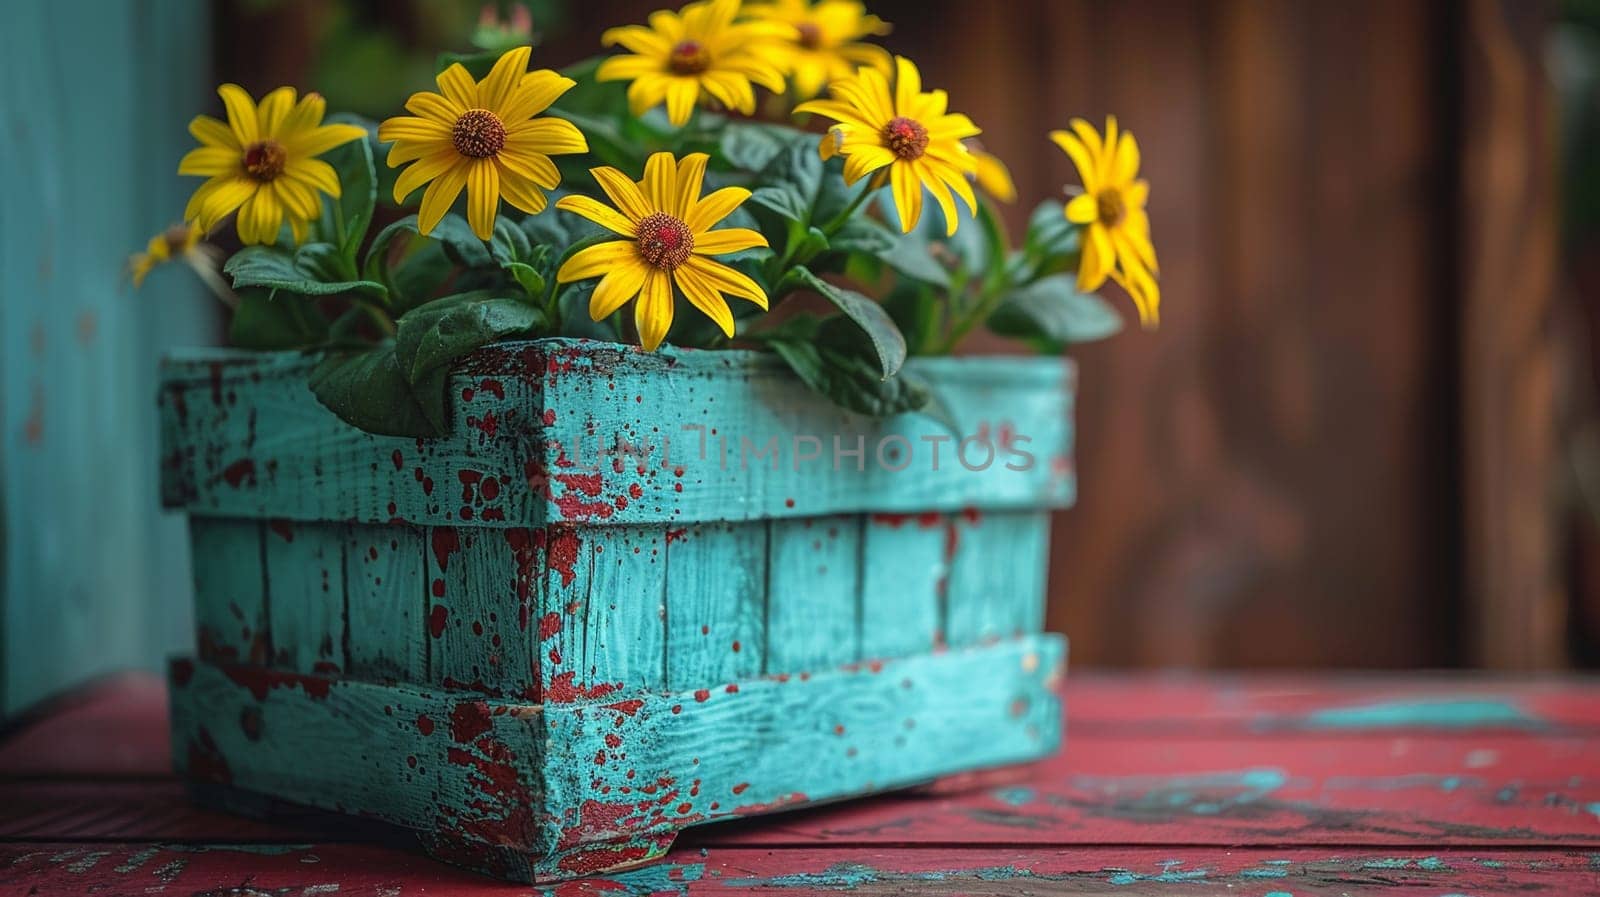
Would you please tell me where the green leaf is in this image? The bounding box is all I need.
[1024,199,1082,267]
[830,217,897,255]
[768,337,931,418]
[988,273,1124,348]
[720,122,792,172]
[877,231,952,288]
[310,343,448,438]
[393,291,545,386]
[366,213,492,273]
[226,244,388,298]
[748,184,809,222]
[490,216,534,266]
[504,261,546,299]
[318,115,377,263]
[227,288,329,350]
[784,267,906,378]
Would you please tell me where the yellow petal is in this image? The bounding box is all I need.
[971,149,1015,203]
[558,240,644,282]
[385,136,452,166]
[793,99,877,133]
[378,116,451,145]
[589,261,651,320]
[1112,130,1141,184]
[498,147,561,190]
[179,146,239,177]
[626,74,672,118]
[681,256,768,309]
[217,84,259,145]
[1126,179,1150,209]
[188,115,239,150]
[392,150,456,203]
[596,55,663,82]
[1077,223,1114,292]
[674,153,709,218]
[921,165,960,237]
[289,157,341,198]
[480,46,532,114]
[286,123,367,159]
[197,178,256,232]
[893,56,920,117]
[506,116,588,155]
[1067,118,1104,166]
[1065,193,1097,224]
[497,167,550,215]
[404,91,460,124]
[592,166,654,221]
[889,162,923,233]
[1100,115,1119,183]
[600,24,673,57]
[272,178,321,220]
[686,186,751,233]
[699,71,756,115]
[664,78,699,127]
[842,145,894,185]
[925,113,980,141]
[634,269,675,351]
[1049,129,1100,194]
[642,152,678,214]
[466,159,500,240]
[692,227,767,255]
[672,265,736,337]
[280,92,329,136]
[436,63,478,110]
[257,86,296,137]
[854,67,896,123]
[556,195,638,236]
[502,70,578,122]
[417,161,470,235]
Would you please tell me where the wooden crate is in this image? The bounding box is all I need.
[158,339,1073,881]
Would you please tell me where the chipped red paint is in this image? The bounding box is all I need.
[664,527,688,544]
[542,408,557,426]
[416,714,435,735]
[391,449,404,471]
[170,658,195,687]
[547,529,581,587]
[448,701,494,743]
[479,378,506,399]
[871,511,944,528]
[603,698,645,717]
[447,735,539,846]
[538,612,563,640]
[732,791,809,816]
[221,665,333,701]
[430,527,460,572]
[731,782,750,795]
[220,458,256,488]
[545,671,623,704]
[693,689,711,703]
[266,519,294,542]
[429,605,450,638]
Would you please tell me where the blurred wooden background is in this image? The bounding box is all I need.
[208,0,1570,670]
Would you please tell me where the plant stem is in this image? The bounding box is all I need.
[357,299,396,337]
[818,181,876,236]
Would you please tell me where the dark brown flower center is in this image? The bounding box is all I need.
[883,115,934,159]
[242,140,287,181]
[635,212,695,270]
[883,116,929,160]
[669,40,711,74]
[796,23,823,49]
[452,108,507,158]
[1096,188,1126,227]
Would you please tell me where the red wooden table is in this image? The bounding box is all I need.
[2,672,1598,895]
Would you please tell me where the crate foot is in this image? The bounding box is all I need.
[418,830,678,883]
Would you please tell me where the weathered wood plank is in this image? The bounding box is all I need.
[188,519,269,665]
[858,514,946,657]
[663,522,766,688]
[342,523,428,682]
[763,516,860,673]
[262,520,343,674]
[159,341,1075,527]
[427,526,538,697]
[167,658,543,853]
[946,509,1050,646]
[539,525,669,704]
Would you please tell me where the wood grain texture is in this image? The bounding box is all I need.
[662,522,766,688]
[165,635,1064,881]
[262,519,343,674]
[189,519,268,666]
[159,340,1074,528]
[764,516,861,673]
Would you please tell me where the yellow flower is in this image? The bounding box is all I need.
[795,56,980,235]
[180,86,367,245]
[968,144,1015,203]
[597,0,792,127]
[378,47,587,240]
[555,151,770,351]
[742,0,891,100]
[130,224,203,287]
[1051,116,1159,326]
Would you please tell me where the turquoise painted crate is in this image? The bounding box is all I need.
[159,338,1073,882]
